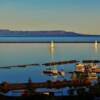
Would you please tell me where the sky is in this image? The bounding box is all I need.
[0,0,100,34]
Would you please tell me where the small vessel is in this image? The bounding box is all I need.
[75,63,98,73]
[43,70,58,75]
[87,72,97,80]
[59,70,65,77]
[43,69,65,76]
[75,63,99,80]
[75,63,84,72]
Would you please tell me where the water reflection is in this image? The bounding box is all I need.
[94,41,98,54]
[49,42,55,61]
[48,42,65,81]
[49,42,58,81]
[0,43,100,82]
[0,43,100,96]
[92,41,98,60]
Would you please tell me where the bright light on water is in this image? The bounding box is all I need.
[0,43,100,96]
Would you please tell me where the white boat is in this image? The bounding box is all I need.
[75,63,98,73]
[75,63,98,80]
[75,63,85,72]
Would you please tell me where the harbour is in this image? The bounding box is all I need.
[0,0,100,99]
[0,43,100,97]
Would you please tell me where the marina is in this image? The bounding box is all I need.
[0,0,100,99]
[0,43,100,97]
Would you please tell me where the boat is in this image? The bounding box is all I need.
[43,70,65,76]
[75,63,85,72]
[43,60,79,66]
[75,63,99,80]
[58,70,65,77]
[87,72,97,80]
[75,63,99,72]
[43,70,58,75]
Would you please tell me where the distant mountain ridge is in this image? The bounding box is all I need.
[0,29,99,37]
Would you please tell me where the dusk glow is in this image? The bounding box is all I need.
[0,0,100,34]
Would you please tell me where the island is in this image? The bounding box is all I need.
[0,30,100,43]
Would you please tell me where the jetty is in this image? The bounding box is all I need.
[0,79,91,93]
[82,60,100,63]
[43,60,79,66]
[0,80,67,93]
[0,60,78,69]
[0,63,39,69]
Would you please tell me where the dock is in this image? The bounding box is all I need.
[0,63,39,69]
[82,60,100,63]
[42,60,79,66]
[0,60,79,69]
[0,79,91,93]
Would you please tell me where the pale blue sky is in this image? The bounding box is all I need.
[0,0,100,34]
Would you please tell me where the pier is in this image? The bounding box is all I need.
[0,63,39,69]
[0,79,91,93]
[82,60,100,63]
[0,60,79,69]
[42,60,79,66]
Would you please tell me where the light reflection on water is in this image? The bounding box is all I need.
[0,43,100,96]
[0,43,100,82]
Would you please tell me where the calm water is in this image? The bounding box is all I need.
[0,36,100,42]
[0,43,100,96]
